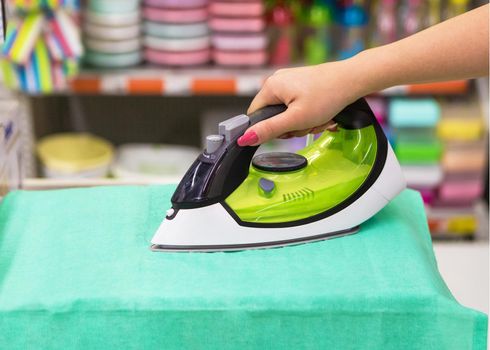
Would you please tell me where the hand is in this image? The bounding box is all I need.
[238,60,367,146]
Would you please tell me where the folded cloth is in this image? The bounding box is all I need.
[0,186,487,350]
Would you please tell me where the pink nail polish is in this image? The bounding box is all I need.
[237,131,259,146]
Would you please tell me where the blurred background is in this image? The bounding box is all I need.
[0,0,488,312]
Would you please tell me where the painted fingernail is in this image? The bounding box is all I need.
[237,131,259,146]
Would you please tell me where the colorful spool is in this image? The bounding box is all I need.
[143,0,208,8]
[84,22,140,40]
[212,34,267,51]
[85,10,141,27]
[144,48,210,66]
[85,50,142,68]
[143,21,209,38]
[143,7,208,23]
[85,37,141,54]
[144,35,210,52]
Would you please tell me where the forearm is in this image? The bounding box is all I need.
[347,4,489,95]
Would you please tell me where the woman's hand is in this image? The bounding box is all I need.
[238,59,367,146]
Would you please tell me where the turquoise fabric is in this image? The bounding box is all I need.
[0,186,487,350]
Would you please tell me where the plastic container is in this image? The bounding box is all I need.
[338,1,368,59]
[144,0,207,8]
[112,144,200,182]
[303,0,333,64]
[145,48,210,66]
[213,50,267,66]
[144,35,210,51]
[84,22,140,40]
[85,50,142,68]
[37,133,114,179]
[269,2,295,66]
[209,17,265,32]
[442,141,486,173]
[212,34,267,51]
[143,7,208,23]
[85,37,141,54]
[85,10,141,27]
[394,139,442,164]
[143,21,209,38]
[389,98,441,128]
[89,0,140,14]
[437,117,484,141]
[401,164,443,188]
[209,1,265,17]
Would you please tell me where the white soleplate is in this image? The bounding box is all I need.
[151,145,406,251]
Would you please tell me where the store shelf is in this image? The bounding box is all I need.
[68,67,470,96]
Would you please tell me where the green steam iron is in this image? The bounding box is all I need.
[151,98,406,252]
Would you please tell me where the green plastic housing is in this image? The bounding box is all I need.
[225,126,378,223]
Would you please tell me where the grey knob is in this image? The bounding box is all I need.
[206,134,224,153]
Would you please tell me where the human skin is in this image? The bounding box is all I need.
[238,4,489,146]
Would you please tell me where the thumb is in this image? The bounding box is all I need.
[238,109,299,146]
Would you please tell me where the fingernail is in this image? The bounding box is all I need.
[237,131,259,146]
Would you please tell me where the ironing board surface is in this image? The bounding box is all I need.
[0,186,486,349]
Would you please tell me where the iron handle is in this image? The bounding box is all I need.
[247,98,377,132]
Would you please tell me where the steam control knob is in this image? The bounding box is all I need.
[206,134,224,154]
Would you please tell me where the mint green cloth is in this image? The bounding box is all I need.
[0,186,486,350]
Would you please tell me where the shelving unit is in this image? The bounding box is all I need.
[68,67,470,96]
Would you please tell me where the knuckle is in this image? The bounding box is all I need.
[264,76,275,87]
[261,121,277,139]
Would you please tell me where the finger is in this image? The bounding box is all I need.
[289,129,313,137]
[247,78,282,114]
[326,122,338,132]
[310,121,336,134]
[238,108,302,146]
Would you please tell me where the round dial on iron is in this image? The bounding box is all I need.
[252,152,307,172]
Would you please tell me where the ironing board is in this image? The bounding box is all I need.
[0,186,486,349]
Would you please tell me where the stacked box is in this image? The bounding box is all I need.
[84,0,142,68]
[390,98,443,206]
[143,0,211,66]
[429,100,487,239]
[209,1,267,66]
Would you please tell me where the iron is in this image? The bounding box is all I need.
[151,98,406,252]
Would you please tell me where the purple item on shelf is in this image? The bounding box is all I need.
[413,187,436,205]
[366,97,386,124]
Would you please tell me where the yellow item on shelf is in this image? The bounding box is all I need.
[37,133,114,178]
[447,216,477,234]
[437,117,483,141]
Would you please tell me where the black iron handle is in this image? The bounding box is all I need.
[248,104,288,127]
[332,98,377,129]
[247,98,377,131]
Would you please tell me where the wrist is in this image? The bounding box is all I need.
[346,48,391,96]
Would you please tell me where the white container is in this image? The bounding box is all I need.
[112,144,199,183]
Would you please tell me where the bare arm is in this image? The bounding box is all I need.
[358,4,489,93]
[238,5,489,147]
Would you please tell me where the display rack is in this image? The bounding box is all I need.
[68,67,470,96]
